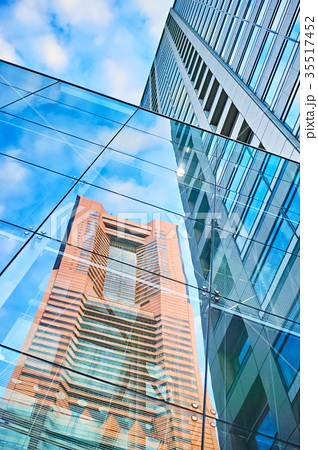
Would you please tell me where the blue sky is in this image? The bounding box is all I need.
[0,0,213,410]
[0,0,173,103]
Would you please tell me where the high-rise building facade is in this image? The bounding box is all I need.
[0,59,299,450]
[1,195,218,449]
[141,0,300,161]
[141,1,300,449]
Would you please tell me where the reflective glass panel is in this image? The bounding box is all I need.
[203,308,299,448]
[1,82,136,149]
[0,60,56,94]
[0,221,35,272]
[0,113,104,177]
[0,61,300,449]
[0,153,73,230]
[0,224,210,414]
[0,346,208,449]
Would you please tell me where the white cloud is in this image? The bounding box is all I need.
[53,0,112,28]
[134,0,173,39]
[14,0,48,28]
[114,129,155,157]
[95,172,183,219]
[0,230,21,256]
[0,1,172,102]
[0,33,21,64]
[103,59,130,100]
[3,1,69,73]
[6,147,23,158]
[0,160,28,187]
[101,58,142,103]
[35,34,68,72]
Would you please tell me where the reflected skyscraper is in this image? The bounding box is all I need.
[1,196,218,449]
[0,53,299,449]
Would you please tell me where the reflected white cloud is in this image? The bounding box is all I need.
[0,159,28,189]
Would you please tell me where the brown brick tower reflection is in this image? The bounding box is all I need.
[2,196,218,449]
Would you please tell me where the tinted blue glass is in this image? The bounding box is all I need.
[1,83,136,148]
[289,14,300,40]
[206,418,297,449]
[250,33,274,89]
[238,27,258,76]
[79,149,188,216]
[241,198,261,235]
[273,219,294,251]
[255,0,268,25]
[226,144,254,171]
[264,40,297,106]
[0,82,33,109]
[100,122,183,168]
[258,411,277,437]
[44,82,137,124]
[224,190,236,211]
[275,333,300,388]
[215,140,235,182]
[265,154,280,179]
[228,21,248,66]
[253,247,284,303]
[204,309,300,447]
[220,17,237,57]
[0,61,55,93]
[288,297,300,322]
[254,178,268,202]
[208,10,222,46]
[0,60,300,449]
[285,86,300,130]
[0,153,72,230]
[0,221,35,272]
[0,113,103,176]
[0,234,59,347]
[226,150,250,192]
[245,0,256,20]
[286,189,300,226]
[271,0,288,31]
[238,339,251,364]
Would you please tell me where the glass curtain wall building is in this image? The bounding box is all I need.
[141,1,300,449]
[0,58,299,449]
[141,0,300,160]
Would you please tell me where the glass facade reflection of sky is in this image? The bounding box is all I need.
[0,61,299,449]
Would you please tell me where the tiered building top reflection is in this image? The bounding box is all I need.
[2,195,218,449]
[0,60,299,449]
